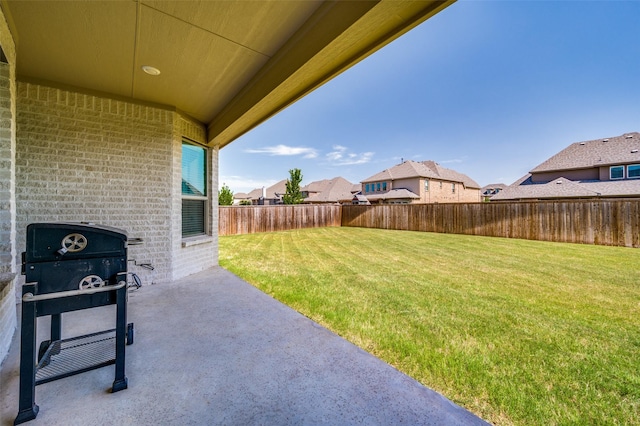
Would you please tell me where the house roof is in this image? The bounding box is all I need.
[531,132,640,173]
[481,183,507,192]
[491,174,640,200]
[365,188,420,201]
[247,179,287,200]
[362,160,480,189]
[233,192,251,200]
[302,177,356,203]
[3,0,455,148]
[352,194,370,204]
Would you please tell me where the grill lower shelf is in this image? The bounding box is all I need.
[35,324,132,385]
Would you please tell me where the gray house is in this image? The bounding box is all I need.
[493,132,640,201]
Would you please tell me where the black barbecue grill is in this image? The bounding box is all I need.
[15,223,134,425]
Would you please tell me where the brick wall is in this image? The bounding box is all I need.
[0,275,15,360]
[0,62,13,277]
[423,179,480,203]
[14,82,217,288]
[170,115,218,279]
[0,8,17,364]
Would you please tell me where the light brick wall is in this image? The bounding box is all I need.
[0,7,17,364]
[0,274,15,360]
[15,82,216,290]
[422,179,480,204]
[15,83,175,285]
[0,62,14,277]
[170,115,218,280]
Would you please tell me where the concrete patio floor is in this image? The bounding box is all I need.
[1,267,489,425]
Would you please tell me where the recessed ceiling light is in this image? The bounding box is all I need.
[141,65,161,76]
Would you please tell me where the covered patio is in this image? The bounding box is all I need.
[1,267,488,425]
[0,1,487,423]
[0,0,457,365]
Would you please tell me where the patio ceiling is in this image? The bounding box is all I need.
[1,0,454,148]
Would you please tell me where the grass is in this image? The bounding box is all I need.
[219,227,640,425]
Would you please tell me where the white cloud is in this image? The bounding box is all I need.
[326,145,374,166]
[244,144,318,159]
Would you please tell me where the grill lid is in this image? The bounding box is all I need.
[24,222,128,263]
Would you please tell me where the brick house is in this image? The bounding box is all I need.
[492,132,640,201]
[481,183,507,201]
[360,160,481,204]
[245,180,287,205]
[0,1,455,362]
[302,177,360,204]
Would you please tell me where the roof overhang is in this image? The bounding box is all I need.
[1,0,455,148]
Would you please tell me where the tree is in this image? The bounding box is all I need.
[218,183,234,206]
[282,168,304,204]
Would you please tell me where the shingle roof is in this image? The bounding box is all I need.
[361,160,480,189]
[302,177,356,203]
[247,179,287,200]
[531,132,640,173]
[365,188,420,201]
[481,183,507,193]
[352,194,369,203]
[491,175,640,200]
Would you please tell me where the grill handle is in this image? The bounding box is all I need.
[22,281,127,302]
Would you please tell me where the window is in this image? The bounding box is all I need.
[424,180,429,192]
[610,166,624,180]
[182,141,207,237]
[452,183,456,194]
[382,182,387,191]
[628,164,640,179]
[376,182,381,192]
[365,184,370,193]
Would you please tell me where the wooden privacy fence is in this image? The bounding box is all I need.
[341,199,640,248]
[219,205,342,236]
[219,200,640,247]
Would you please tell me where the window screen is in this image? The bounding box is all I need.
[182,199,205,236]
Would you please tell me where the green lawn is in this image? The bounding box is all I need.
[219,227,640,425]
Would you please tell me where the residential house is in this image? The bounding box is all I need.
[481,183,507,201]
[246,180,288,205]
[360,160,481,204]
[302,177,360,204]
[0,1,455,362]
[232,192,252,205]
[492,132,640,201]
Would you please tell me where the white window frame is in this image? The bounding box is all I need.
[610,165,625,180]
[181,140,209,237]
[627,164,640,179]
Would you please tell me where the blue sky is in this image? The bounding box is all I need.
[219,0,640,194]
